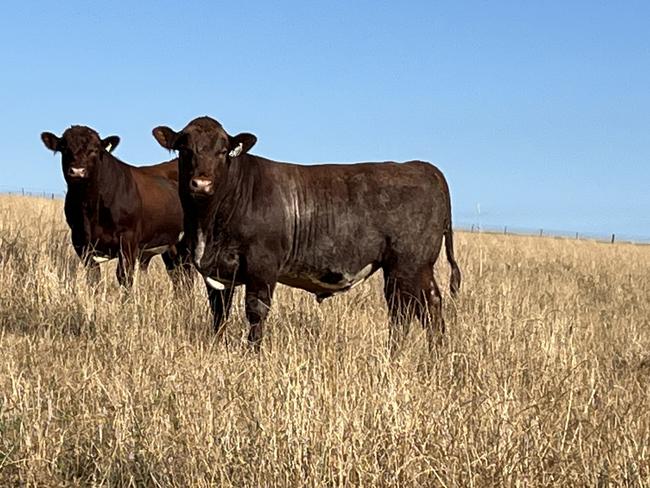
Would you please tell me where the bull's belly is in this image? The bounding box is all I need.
[82,238,176,264]
[202,261,379,298]
[279,262,379,297]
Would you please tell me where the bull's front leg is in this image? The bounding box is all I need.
[206,284,235,339]
[244,278,276,350]
[74,244,101,286]
[162,240,195,292]
[85,259,101,285]
[116,234,138,288]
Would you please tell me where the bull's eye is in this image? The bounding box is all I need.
[179,150,195,167]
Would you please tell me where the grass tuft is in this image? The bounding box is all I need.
[1,195,649,486]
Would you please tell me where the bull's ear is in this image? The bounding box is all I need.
[152,126,179,150]
[228,132,257,157]
[41,132,61,152]
[102,135,120,153]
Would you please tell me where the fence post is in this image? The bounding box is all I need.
[539,229,543,237]
[504,226,507,235]
[21,188,24,196]
[471,224,474,233]
[575,232,579,240]
[611,234,615,244]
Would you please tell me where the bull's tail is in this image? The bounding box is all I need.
[444,220,461,297]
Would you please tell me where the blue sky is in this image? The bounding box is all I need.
[1,1,648,239]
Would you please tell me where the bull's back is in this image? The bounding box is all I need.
[135,159,179,182]
[284,159,450,230]
[130,165,183,248]
[275,159,447,198]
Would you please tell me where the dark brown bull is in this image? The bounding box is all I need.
[152,116,460,351]
[41,125,192,287]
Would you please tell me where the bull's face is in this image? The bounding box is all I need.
[41,126,119,185]
[152,116,256,199]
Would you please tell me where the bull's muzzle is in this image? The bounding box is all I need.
[190,177,214,195]
[67,167,87,178]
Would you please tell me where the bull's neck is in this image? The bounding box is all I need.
[192,155,259,240]
[66,154,128,220]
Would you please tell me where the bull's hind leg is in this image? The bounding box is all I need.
[419,267,445,351]
[383,263,445,355]
[383,272,420,356]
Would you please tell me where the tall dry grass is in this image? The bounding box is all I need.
[0,194,649,486]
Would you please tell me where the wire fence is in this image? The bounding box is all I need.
[0,186,65,200]
[1,189,648,245]
[456,222,650,246]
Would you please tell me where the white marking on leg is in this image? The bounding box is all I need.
[205,276,225,290]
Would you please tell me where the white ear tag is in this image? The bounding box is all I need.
[105,143,113,152]
[229,143,243,158]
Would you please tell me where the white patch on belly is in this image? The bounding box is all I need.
[195,229,206,267]
[205,276,226,290]
[308,263,374,292]
[144,245,169,255]
[348,263,373,287]
[91,256,111,264]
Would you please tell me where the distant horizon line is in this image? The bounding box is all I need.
[1,190,648,245]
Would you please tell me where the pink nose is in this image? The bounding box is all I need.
[68,167,87,178]
[190,178,213,193]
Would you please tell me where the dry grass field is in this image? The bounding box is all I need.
[0,194,649,487]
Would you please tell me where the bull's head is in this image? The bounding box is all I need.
[152,116,256,198]
[41,126,119,184]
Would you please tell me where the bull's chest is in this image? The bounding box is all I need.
[195,231,241,284]
[79,203,118,244]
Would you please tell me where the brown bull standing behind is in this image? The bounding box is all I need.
[153,116,460,352]
[41,125,192,287]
